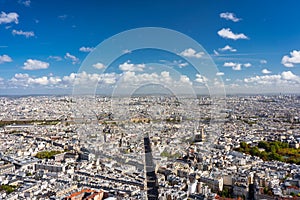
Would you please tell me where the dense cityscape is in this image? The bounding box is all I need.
[0,94,299,199]
[1,1,300,200]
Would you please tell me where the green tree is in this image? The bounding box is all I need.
[218,187,232,198]
[250,146,260,156]
[240,142,248,149]
[35,150,63,159]
[260,151,268,161]
[290,192,296,196]
[270,145,276,153]
[0,185,17,194]
[269,152,283,161]
[258,141,270,151]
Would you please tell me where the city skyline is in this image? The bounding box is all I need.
[1,0,300,95]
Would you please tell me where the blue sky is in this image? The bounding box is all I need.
[0,0,300,94]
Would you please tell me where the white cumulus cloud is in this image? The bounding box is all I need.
[22,59,49,70]
[179,48,204,58]
[48,76,62,85]
[120,71,191,88]
[28,76,49,85]
[63,72,118,87]
[160,71,172,83]
[14,73,29,79]
[178,62,188,68]
[244,71,300,85]
[217,28,248,40]
[65,52,79,64]
[195,74,208,83]
[244,63,251,67]
[0,54,12,64]
[216,72,225,76]
[119,61,145,72]
[9,71,117,88]
[10,73,30,87]
[219,45,237,52]
[10,74,61,87]
[223,62,242,71]
[179,75,192,85]
[12,29,34,38]
[262,69,271,74]
[244,75,282,85]
[9,73,61,87]
[220,12,241,22]
[281,50,300,67]
[93,62,106,69]
[79,46,95,52]
[0,12,19,24]
[232,65,241,71]
[122,71,157,85]
[281,71,299,81]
